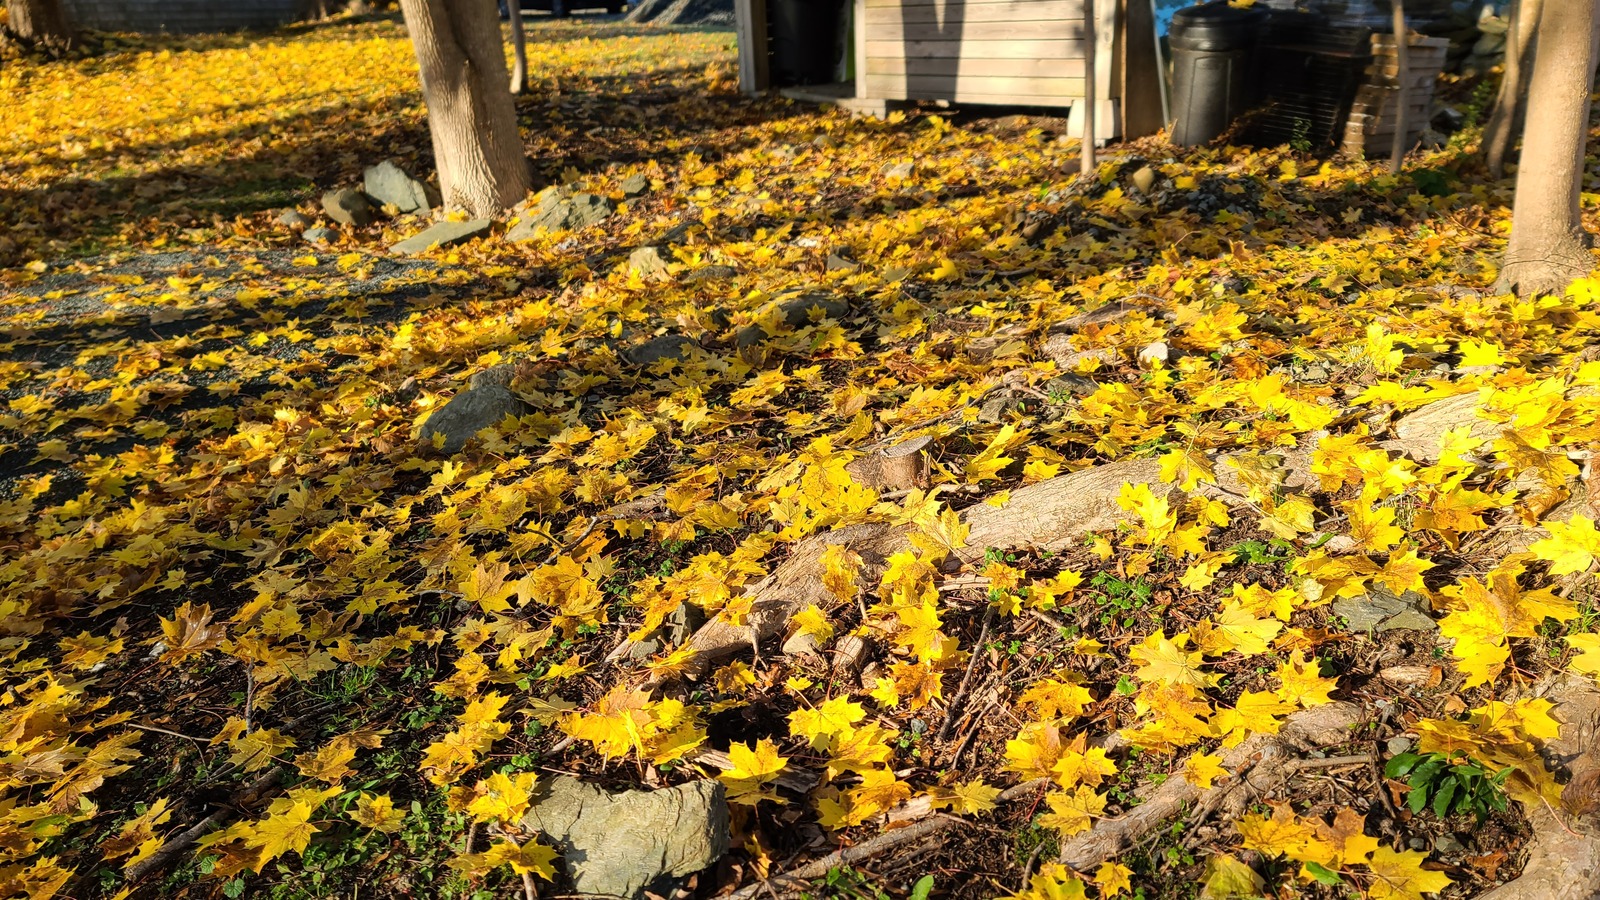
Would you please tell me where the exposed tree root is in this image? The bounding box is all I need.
[1055,702,1363,869]
[1478,676,1600,900]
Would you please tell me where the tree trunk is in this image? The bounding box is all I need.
[399,0,532,216]
[1496,0,1600,297]
[1485,0,1543,179]
[507,0,527,94]
[6,0,74,51]
[1388,0,1409,174]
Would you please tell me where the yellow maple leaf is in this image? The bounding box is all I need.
[1130,631,1208,688]
[1036,786,1106,837]
[1195,600,1282,657]
[1183,753,1227,789]
[1530,514,1600,576]
[245,801,318,864]
[1366,846,1452,900]
[465,771,537,824]
[719,739,788,805]
[159,601,226,666]
[351,793,405,833]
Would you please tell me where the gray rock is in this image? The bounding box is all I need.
[825,252,859,272]
[1138,341,1171,365]
[277,209,311,229]
[1434,834,1465,854]
[978,396,1015,424]
[881,161,914,180]
[734,293,851,349]
[1045,374,1098,398]
[302,226,338,244]
[783,629,822,657]
[419,384,528,455]
[625,334,701,367]
[468,363,518,390]
[625,245,671,281]
[321,188,376,228]
[682,265,737,283]
[1386,736,1414,756]
[522,777,728,900]
[363,161,440,214]
[390,219,492,256]
[507,192,615,240]
[1332,587,1436,633]
[621,173,651,198]
[629,602,704,659]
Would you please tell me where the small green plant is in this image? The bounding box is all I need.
[1385,750,1511,821]
[805,865,891,900]
[1289,117,1313,154]
[1089,571,1154,627]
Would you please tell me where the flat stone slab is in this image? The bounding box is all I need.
[390,219,492,256]
[1333,586,1437,633]
[364,160,439,214]
[522,777,728,900]
[418,384,526,454]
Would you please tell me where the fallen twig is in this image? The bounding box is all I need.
[126,765,285,884]
[938,606,994,742]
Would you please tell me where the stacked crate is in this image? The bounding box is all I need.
[1340,32,1450,157]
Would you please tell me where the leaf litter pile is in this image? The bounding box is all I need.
[4,15,1600,900]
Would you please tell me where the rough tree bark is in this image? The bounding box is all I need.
[507,0,527,94]
[5,0,74,51]
[1485,0,1543,179]
[399,0,532,216]
[1496,0,1600,297]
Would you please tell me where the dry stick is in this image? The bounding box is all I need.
[734,782,1050,900]
[126,766,286,883]
[937,605,994,742]
[1388,0,1410,174]
[522,871,539,900]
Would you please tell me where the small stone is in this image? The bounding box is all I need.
[1042,334,1119,370]
[782,630,822,657]
[1434,834,1465,854]
[1300,363,1331,382]
[978,396,1013,424]
[1408,837,1428,851]
[1386,736,1414,756]
[1045,374,1098,398]
[1137,341,1171,365]
[277,209,311,229]
[1131,165,1156,194]
[625,334,701,367]
[682,264,736,283]
[522,777,728,900]
[825,252,859,272]
[881,160,914,180]
[625,245,671,281]
[1332,587,1436,634]
[363,160,440,214]
[735,293,851,349]
[506,192,615,240]
[418,385,528,455]
[621,173,651,198]
[302,226,338,244]
[389,219,492,255]
[321,188,376,228]
[1379,665,1436,687]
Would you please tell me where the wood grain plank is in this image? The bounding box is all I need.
[865,38,1085,58]
[866,55,1087,77]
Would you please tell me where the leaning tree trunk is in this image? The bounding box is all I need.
[1485,0,1543,179]
[5,0,74,51]
[1081,0,1097,175]
[507,0,527,94]
[399,0,532,216]
[1496,0,1600,297]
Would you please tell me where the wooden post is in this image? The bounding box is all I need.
[853,0,868,99]
[1388,0,1409,173]
[1082,0,1097,173]
[735,0,769,96]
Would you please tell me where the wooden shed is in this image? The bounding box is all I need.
[735,0,1165,142]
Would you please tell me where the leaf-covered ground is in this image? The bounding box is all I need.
[3,12,1600,900]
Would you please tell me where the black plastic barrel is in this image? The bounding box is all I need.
[1169,1,1269,146]
[768,0,846,86]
